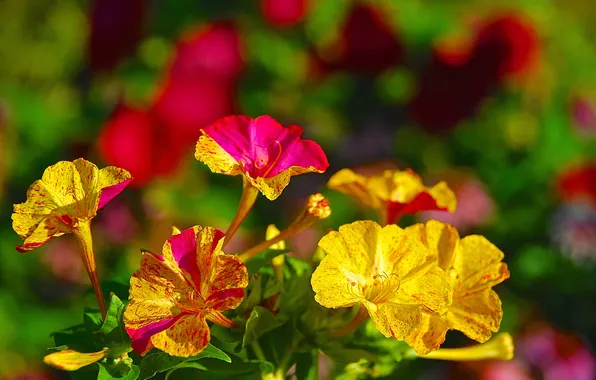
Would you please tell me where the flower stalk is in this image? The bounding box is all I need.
[239,194,331,262]
[72,220,107,319]
[330,306,369,338]
[416,333,514,361]
[224,177,259,249]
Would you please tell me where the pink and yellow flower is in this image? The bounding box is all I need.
[405,220,509,354]
[12,158,132,252]
[195,115,329,200]
[124,226,248,357]
[327,168,457,225]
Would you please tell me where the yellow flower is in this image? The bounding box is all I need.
[43,348,108,371]
[327,169,456,225]
[404,220,510,354]
[311,221,452,340]
[12,158,131,252]
[124,226,248,357]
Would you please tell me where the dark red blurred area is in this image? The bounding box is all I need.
[557,163,596,204]
[316,4,403,76]
[409,12,540,132]
[88,0,146,72]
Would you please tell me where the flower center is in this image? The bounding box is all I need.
[349,272,401,304]
[251,139,283,178]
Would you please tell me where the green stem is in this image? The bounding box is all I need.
[251,341,267,362]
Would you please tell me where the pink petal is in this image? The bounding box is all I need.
[98,178,132,209]
[126,315,181,355]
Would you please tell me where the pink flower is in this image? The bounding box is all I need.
[260,0,310,29]
[195,115,329,200]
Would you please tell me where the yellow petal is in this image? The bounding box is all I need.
[405,221,460,270]
[379,224,435,281]
[172,226,182,235]
[327,169,377,208]
[266,224,285,250]
[251,165,322,200]
[366,302,421,340]
[405,314,449,355]
[428,181,457,212]
[454,235,510,291]
[195,135,241,176]
[151,314,210,358]
[397,267,452,315]
[124,253,188,330]
[43,349,107,371]
[448,289,503,343]
[311,255,363,308]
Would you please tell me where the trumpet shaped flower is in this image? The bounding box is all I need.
[12,158,132,252]
[311,221,452,340]
[44,349,108,371]
[124,226,248,357]
[327,169,456,225]
[405,220,510,354]
[195,115,329,200]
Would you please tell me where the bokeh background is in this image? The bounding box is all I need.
[1,0,596,379]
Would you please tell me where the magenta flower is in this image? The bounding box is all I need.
[195,115,329,200]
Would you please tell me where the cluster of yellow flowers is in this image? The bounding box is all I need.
[12,115,512,375]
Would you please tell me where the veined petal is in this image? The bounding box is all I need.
[39,161,83,208]
[448,289,503,343]
[15,216,70,252]
[318,221,377,277]
[396,267,452,315]
[380,224,434,281]
[405,221,459,270]
[206,288,245,310]
[125,252,189,330]
[208,253,249,295]
[195,134,242,176]
[162,226,204,289]
[151,313,211,357]
[454,235,510,291]
[405,313,449,355]
[196,226,226,291]
[126,315,181,355]
[366,302,421,340]
[327,169,377,208]
[311,256,363,308]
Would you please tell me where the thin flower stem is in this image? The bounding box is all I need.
[330,306,369,338]
[239,228,293,262]
[416,333,514,361]
[224,178,259,250]
[252,341,267,362]
[72,220,107,319]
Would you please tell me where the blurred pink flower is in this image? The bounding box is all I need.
[421,177,495,232]
[550,200,596,262]
[95,199,139,245]
[42,239,87,284]
[481,361,531,380]
[260,0,310,29]
[571,96,596,139]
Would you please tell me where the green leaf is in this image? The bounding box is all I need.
[97,295,127,344]
[242,306,284,347]
[322,344,377,364]
[295,351,319,380]
[51,324,96,352]
[244,249,289,276]
[84,308,103,334]
[165,353,272,376]
[97,362,140,380]
[138,344,231,380]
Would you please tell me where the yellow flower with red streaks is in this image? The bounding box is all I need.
[311,221,452,340]
[404,220,510,354]
[124,225,248,357]
[11,158,131,252]
[43,349,108,371]
[195,115,329,200]
[327,168,456,224]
